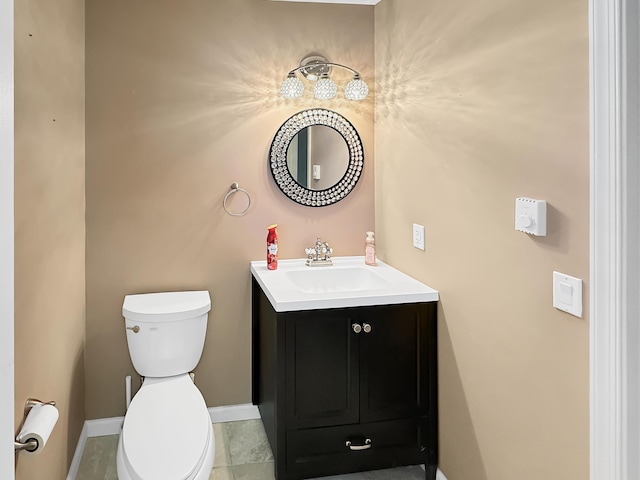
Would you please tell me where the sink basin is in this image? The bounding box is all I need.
[285,267,392,294]
[250,256,438,312]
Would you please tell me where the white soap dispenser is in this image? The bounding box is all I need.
[365,231,377,266]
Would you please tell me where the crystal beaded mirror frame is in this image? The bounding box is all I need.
[269,109,364,207]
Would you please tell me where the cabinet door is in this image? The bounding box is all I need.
[358,304,420,423]
[285,309,359,429]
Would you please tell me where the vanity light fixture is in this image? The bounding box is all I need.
[280,55,369,101]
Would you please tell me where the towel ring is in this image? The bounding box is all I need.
[223,182,251,217]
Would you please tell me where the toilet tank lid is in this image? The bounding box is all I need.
[123,291,211,322]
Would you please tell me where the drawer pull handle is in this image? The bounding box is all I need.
[352,323,362,334]
[346,438,372,451]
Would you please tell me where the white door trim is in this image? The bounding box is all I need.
[0,0,14,478]
[618,0,640,477]
[589,0,639,478]
[589,1,620,478]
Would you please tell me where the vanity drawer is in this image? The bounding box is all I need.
[285,419,425,479]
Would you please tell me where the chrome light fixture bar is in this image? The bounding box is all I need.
[280,55,369,101]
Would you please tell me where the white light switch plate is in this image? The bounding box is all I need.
[553,271,582,317]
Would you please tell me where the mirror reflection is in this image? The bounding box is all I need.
[286,125,349,190]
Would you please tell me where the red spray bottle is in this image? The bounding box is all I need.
[267,224,278,270]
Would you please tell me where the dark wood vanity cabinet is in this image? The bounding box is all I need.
[252,278,438,480]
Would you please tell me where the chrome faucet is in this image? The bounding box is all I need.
[305,237,333,266]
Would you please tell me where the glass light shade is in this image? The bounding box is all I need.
[314,76,337,100]
[280,75,304,99]
[344,77,369,101]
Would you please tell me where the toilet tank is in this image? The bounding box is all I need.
[122,291,211,378]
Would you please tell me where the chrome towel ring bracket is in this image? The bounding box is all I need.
[223,182,251,217]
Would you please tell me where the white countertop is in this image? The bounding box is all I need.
[250,256,439,312]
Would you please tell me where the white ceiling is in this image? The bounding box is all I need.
[270,0,381,5]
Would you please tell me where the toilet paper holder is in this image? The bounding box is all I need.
[14,398,56,452]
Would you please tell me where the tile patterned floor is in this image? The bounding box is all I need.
[76,419,426,480]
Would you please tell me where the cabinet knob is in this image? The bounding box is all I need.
[352,323,362,334]
[362,323,372,333]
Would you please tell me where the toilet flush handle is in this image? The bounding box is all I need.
[126,325,140,333]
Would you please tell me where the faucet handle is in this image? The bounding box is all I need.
[305,247,315,259]
[324,243,333,259]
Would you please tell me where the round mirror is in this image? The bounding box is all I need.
[269,109,364,207]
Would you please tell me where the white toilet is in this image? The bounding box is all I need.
[116,291,215,480]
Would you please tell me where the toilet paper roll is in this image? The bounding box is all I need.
[16,404,59,454]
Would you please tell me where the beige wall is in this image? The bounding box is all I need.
[375,1,589,479]
[85,0,375,419]
[14,0,86,478]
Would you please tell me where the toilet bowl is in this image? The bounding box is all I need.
[117,375,215,480]
[117,291,214,480]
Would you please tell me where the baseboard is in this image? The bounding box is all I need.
[65,422,87,480]
[208,403,260,423]
[86,416,124,437]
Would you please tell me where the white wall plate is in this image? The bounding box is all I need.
[553,271,582,317]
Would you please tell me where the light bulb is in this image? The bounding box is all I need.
[314,75,337,100]
[344,76,369,101]
[280,74,304,99]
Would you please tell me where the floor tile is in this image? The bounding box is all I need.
[102,437,119,480]
[209,466,234,480]
[231,462,276,480]
[223,419,273,466]
[213,423,231,467]
[76,435,119,480]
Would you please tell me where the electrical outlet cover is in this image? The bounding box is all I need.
[413,224,425,250]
